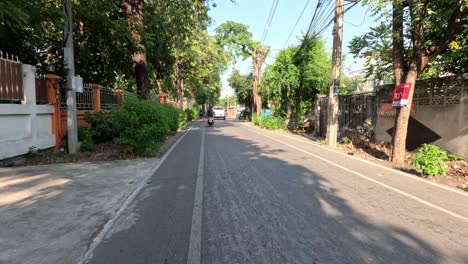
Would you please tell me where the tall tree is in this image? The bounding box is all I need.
[124,0,149,99]
[228,69,253,107]
[215,21,269,117]
[355,0,467,164]
[390,0,467,165]
[262,36,331,124]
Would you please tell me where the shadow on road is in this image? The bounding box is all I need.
[202,120,467,264]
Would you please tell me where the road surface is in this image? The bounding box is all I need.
[84,119,468,264]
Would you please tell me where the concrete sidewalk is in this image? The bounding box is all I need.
[0,159,159,264]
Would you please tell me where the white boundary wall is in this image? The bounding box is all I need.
[0,64,55,160]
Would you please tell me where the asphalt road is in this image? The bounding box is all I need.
[85,119,468,264]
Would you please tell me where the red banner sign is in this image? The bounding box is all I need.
[392,82,412,107]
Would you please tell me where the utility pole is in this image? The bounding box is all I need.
[325,0,343,147]
[63,0,78,153]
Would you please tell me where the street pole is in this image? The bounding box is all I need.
[63,0,78,153]
[325,0,343,147]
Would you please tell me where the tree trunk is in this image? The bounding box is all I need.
[173,60,184,110]
[135,60,149,99]
[178,78,184,109]
[390,0,407,164]
[391,70,417,165]
[156,80,162,94]
[252,48,266,118]
[390,0,466,164]
[124,0,149,99]
[286,103,292,128]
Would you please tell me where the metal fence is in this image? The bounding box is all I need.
[338,93,376,131]
[317,92,376,138]
[60,83,94,111]
[0,54,23,102]
[100,86,118,110]
[35,79,48,104]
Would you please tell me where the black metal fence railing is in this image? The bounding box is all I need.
[60,83,94,111]
[100,86,118,110]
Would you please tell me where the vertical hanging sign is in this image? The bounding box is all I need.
[392,82,412,107]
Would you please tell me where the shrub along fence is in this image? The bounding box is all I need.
[84,96,185,156]
[1,55,183,159]
[44,74,124,150]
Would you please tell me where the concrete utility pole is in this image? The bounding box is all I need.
[63,0,78,153]
[325,0,343,147]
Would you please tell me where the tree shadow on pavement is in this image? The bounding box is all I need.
[202,121,468,264]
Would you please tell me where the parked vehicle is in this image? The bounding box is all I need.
[213,106,226,120]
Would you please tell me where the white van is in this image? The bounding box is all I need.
[213,106,226,120]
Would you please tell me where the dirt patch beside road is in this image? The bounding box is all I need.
[335,138,468,192]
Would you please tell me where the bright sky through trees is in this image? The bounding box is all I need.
[208,0,376,96]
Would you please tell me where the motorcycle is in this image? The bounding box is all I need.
[207,117,214,127]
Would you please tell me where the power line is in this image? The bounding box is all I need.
[307,0,334,37]
[283,0,312,48]
[261,0,276,42]
[344,5,369,27]
[306,0,359,38]
[261,0,280,44]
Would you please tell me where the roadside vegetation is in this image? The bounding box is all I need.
[1,0,229,108]
[336,138,467,190]
[84,97,185,156]
[22,98,186,165]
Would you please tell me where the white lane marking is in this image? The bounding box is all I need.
[248,128,468,224]
[249,124,468,198]
[78,121,199,264]
[187,126,206,264]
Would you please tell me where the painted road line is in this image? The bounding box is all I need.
[243,122,468,198]
[187,126,206,264]
[78,121,199,264]
[248,127,468,224]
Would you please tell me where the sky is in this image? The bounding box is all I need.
[207,0,377,96]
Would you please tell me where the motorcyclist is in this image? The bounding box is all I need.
[207,106,214,126]
[207,107,214,118]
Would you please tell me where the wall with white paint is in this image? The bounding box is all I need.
[0,64,55,160]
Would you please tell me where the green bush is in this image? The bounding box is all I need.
[115,97,170,155]
[178,109,186,130]
[261,116,286,130]
[340,136,350,144]
[252,114,261,126]
[159,104,181,132]
[80,140,96,152]
[411,144,449,176]
[165,104,186,131]
[83,97,185,156]
[185,105,199,121]
[84,111,121,143]
[447,153,464,161]
[78,127,96,152]
[112,97,185,156]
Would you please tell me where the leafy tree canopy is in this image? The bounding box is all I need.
[350,0,468,81]
[262,36,331,121]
